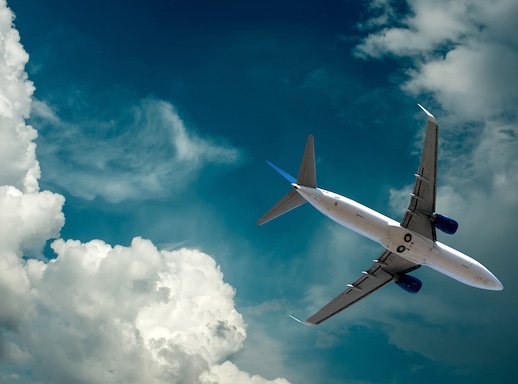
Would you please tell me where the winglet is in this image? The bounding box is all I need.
[417,104,437,124]
[289,315,315,326]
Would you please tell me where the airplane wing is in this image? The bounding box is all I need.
[400,104,438,241]
[298,251,419,325]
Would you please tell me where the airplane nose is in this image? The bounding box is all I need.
[490,276,504,291]
[478,266,504,291]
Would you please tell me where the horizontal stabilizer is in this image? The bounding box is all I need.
[257,189,306,225]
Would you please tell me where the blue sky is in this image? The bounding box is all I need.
[1,0,517,383]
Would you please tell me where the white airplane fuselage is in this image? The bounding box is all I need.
[294,184,502,290]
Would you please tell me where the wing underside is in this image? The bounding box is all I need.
[302,251,419,325]
[401,105,438,241]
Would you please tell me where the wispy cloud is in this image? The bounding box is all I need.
[31,97,241,203]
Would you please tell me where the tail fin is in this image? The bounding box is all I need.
[297,134,316,188]
[257,135,317,225]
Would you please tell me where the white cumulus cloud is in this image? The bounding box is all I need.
[0,0,38,193]
[23,238,246,383]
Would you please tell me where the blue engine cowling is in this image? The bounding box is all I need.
[395,274,422,294]
[431,214,459,235]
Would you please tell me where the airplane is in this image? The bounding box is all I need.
[257,104,503,326]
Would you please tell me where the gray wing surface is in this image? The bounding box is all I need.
[400,105,438,241]
[303,251,419,325]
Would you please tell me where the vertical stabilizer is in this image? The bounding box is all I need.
[257,134,317,225]
[297,135,317,188]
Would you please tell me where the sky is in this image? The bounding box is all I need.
[1,0,517,383]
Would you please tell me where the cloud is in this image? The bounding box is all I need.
[0,0,38,193]
[0,186,64,257]
[403,42,518,122]
[3,235,290,383]
[0,1,288,383]
[356,0,518,122]
[24,238,243,383]
[355,1,475,59]
[31,97,241,203]
[201,361,290,384]
[2,234,293,384]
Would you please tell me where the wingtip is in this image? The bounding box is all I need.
[417,103,437,124]
[289,315,315,326]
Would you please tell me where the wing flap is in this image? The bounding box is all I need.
[302,251,419,325]
[305,266,393,325]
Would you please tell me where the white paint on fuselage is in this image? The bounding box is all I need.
[295,185,396,242]
[295,185,503,291]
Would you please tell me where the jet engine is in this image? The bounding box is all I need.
[431,213,458,235]
[395,274,422,294]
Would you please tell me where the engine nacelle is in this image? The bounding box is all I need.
[431,213,458,235]
[395,274,422,294]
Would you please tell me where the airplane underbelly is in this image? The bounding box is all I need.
[324,197,392,242]
[425,242,484,287]
[378,224,434,264]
